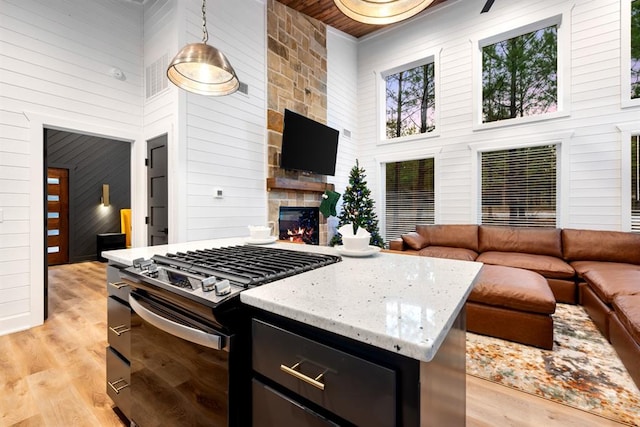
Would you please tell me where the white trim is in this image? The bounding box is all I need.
[377,48,442,145]
[618,122,640,231]
[375,148,442,238]
[621,0,640,109]
[471,4,574,130]
[20,112,139,332]
[468,131,574,226]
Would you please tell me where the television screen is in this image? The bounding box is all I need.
[280,109,339,176]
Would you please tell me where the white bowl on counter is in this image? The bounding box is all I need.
[341,235,370,251]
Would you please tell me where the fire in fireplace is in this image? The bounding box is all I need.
[278,207,319,245]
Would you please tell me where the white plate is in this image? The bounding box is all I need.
[246,236,278,245]
[335,245,381,257]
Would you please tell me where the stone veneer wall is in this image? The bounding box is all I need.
[266,0,329,245]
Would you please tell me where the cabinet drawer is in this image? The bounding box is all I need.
[252,379,339,427]
[106,347,130,419]
[106,265,130,302]
[107,297,130,359]
[252,319,396,427]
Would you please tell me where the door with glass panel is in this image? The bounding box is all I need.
[47,168,69,265]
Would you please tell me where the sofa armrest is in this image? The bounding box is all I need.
[388,238,406,251]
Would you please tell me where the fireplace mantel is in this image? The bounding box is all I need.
[266,177,335,193]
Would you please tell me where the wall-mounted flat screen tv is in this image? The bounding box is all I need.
[280,109,339,176]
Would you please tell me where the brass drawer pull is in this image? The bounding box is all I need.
[280,362,326,391]
[108,378,130,394]
[109,281,129,289]
[109,325,130,336]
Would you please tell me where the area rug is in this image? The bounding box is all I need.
[466,304,640,426]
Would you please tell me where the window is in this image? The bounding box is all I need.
[482,25,558,123]
[385,61,435,139]
[632,0,640,99]
[481,145,557,227]
[632,135,640,232]
[385,158,435,241]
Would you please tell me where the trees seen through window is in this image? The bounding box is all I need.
[482,25,558,123]
[385,62,435,139]
[632,0,640,99]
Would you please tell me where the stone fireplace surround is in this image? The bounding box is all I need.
[266,0,332,245]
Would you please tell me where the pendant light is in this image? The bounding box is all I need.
[333,0,435,25]
[167,0,239,96]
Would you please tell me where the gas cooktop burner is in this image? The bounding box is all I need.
[124,245,341,308]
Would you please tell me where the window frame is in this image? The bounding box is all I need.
[622,0,640,108]
[469,131,572,227]
[618,122,640,231]
[375,148,441,240]
[377,50,442,145]
[471,8,572,130]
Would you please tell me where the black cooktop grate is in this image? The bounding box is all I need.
[153,245,341,288]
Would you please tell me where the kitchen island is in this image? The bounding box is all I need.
[102,239,482,426]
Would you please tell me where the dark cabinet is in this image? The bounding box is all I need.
[252,379,339,427]
[251,319,397,427]
[105,264,131,421]
[97,233,126,262]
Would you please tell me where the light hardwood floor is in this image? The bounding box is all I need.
[0,262,625,426]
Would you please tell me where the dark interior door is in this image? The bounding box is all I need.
[47,168,69,265]
[147,135,168,246]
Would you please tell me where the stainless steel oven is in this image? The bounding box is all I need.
[128,290,235,426]
[118,245,341,427]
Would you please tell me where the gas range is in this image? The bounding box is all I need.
[122,244,342,309]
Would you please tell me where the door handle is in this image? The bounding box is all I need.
[129,294,226,351]
[161,228,168,234]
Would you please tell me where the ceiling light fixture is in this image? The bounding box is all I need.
[333,0,435,25]
[167,0,239,96]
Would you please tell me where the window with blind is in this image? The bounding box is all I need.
[632,135,640,232]
[385,158,435,242]
[481,145,557,227]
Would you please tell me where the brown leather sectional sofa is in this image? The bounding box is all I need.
[388,224,640,387]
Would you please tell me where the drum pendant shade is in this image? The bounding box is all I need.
[333,0,435,25]
[166,0,239,96]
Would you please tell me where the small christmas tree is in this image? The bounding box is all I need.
[330,160,384,247]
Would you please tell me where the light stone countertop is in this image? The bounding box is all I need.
[102,239,482,362]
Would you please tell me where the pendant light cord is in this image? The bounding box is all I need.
[201,0,209,43]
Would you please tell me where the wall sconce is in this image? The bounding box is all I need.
[101,184,110,207]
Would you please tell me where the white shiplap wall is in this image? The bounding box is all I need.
[0,0,144,334]
[327,27,359,233]
[182,0,267,241]
[0,0,267,335]
[356,0,640,231]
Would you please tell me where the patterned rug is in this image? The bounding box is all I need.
[466,304,640,426]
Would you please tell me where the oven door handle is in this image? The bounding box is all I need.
[129,294,225,351]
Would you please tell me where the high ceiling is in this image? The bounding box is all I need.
[275,0,450,38]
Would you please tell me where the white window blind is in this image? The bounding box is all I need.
[385,158,435,242]
[481,145,557,227]
[632,135,640,232]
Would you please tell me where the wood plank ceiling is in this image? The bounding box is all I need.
[275,0,450,38]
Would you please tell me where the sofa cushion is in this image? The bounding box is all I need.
[476,251,575,279]
[416,224,479,252]
[418,246,478,261]
[479,226,563,257]
[581,269,640,304]
[562,228,640,265]
[401,232,429,250]
[469,265,556,314]
[570,260,640,277]
[612,294,640,344]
